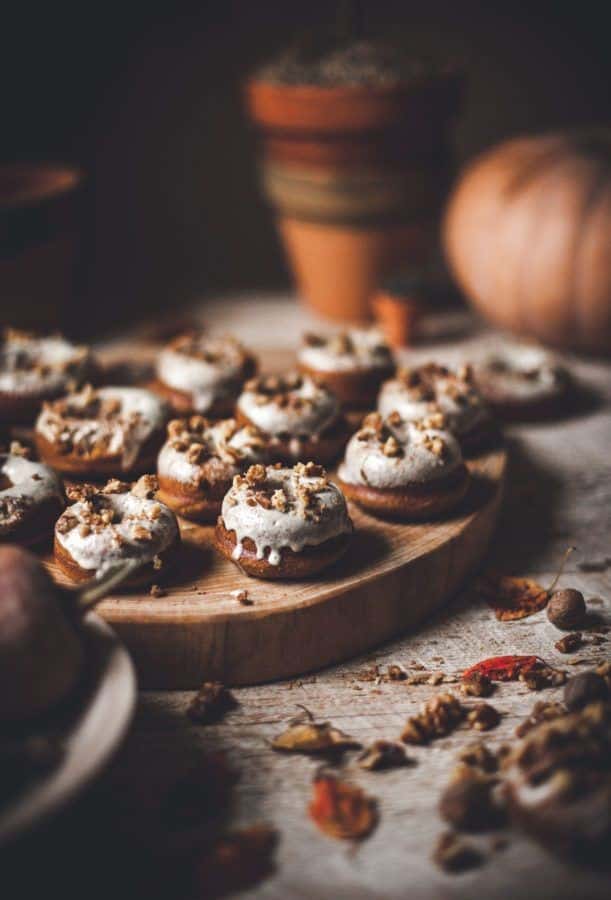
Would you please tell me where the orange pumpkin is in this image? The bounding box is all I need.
[443,131,611,355]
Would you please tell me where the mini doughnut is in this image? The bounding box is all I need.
[472,342,569,421]
[35,385,170,478]
[338,411,469,520]
[54,475,180,586]
[378,362,496,454]
[0,328,95,424]
[0,443,65,545]
[298,329,394,410]
[236,373,350,465]
[214,462,353,580]
[154,330,257,416]
[157,416,270,522]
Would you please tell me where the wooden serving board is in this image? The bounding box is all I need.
[47,447,506,689]
[42,340,506,689]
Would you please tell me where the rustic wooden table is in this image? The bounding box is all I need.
[4,295,611,900]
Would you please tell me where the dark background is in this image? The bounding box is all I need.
[3,0,610,332]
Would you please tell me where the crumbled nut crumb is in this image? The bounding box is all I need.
[187,682,237,724]
[467,703,500,731]
[555,632,583,654]
[150,584,166,597]
[230,588,252,605]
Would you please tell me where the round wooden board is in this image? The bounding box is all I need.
[46,447,506,689]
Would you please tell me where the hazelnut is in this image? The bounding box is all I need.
[547,588,586,630]
[563,671,608,711]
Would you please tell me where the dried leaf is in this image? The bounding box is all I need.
[463,655,545,682]
[309,774,377,840]
[479,548,576,621]
[357,740,410,771]
[271,707,360,755]
[194,824,278,897]
[478,573,548,620]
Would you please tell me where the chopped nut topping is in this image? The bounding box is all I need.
[101,478,130,494]
[382,435,402,457]
[271,489,288,511]
[9,440,31,459]
[245,464,266,486]
[186,681,237,724]
[150,583,166,597]
[132,524,152,541]
[132,474,158,499]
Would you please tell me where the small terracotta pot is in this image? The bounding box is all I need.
[280,218,431,322]
[372,285,422,347]
[245,74,462,323]
[0,163,84,331]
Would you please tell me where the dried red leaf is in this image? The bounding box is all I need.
[194,824,278,897]
[309,774,377,840]
[478,573,548,621]
[462,656,545,682]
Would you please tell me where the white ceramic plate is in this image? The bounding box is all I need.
[0,613,136,845]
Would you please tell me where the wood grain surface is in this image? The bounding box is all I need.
[7,297,610,900]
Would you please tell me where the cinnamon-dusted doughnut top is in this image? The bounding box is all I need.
[156,330,253,413]
[237,373,339,438]
[473,342,567,403]
[0,445,63,537]
[36,385,169,470]
[338,411,463,489]
[221,462,353,566]
[157,416,268,487]
[378,362,488,437]
[299,329,393,373]
[0,328,93,398]
[55,476,178,575]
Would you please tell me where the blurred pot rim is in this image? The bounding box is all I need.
[0,163,84,211]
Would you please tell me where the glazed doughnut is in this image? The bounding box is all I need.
[157,416,270,522]
[0,328,95,424]
[215,461,353,580]
[154,330,257,416]
[378,362,496,453]
[236,373,350,465]
[298,329,394,410]
[0,443,65,545]
[35,385,170,478]
[338,411,469,520]
[54,475,180,586]
[472,343,569,421]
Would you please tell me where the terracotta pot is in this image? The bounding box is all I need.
[245,74,461,322]
[279,218,431,322]
[0,163,84,331]
[372,286,422,348]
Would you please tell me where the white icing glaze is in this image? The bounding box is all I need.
[378,365,488,437]
[36,386,168,470]
[338,414,462,489]
[157,418,267,487]
[156,332,250,413]
[298,328,393,373]
[55,488,178,575]
[0,332,92,397]
[0,454,63,534]
[221,464,352,566]
[474,342,565,401]
[237,374,339,438]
